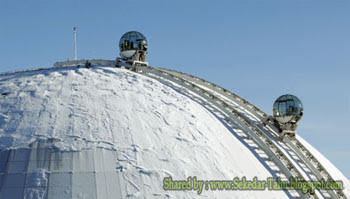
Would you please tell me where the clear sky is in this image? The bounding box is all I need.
[1,0,349,178]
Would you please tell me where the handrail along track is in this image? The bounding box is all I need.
[152,66,346,199]
[136,65,318,198]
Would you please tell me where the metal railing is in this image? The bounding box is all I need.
[151,66,346,199]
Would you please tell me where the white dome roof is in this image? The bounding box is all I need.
[0,66,348,198]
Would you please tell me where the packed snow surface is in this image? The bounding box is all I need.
[0,66,348,198]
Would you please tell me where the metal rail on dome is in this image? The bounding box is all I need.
[0,62,345,198]
[135,65,312,199]
[156,67,346,199]
[157,67,269,118]
[264,119,344,199]
[149,66,346,199]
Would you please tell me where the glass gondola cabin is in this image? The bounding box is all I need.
[117,31,148,67]
[273,94,303,124]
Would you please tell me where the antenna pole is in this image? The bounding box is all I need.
[74,27,78,60]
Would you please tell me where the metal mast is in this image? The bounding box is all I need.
[74,27,78,60]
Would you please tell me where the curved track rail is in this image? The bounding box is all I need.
[151,66,346,199]
[136,65,316,198]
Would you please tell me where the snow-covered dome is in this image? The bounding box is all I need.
[0,65,348,198]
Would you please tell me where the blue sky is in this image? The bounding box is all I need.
[1,0,349,178]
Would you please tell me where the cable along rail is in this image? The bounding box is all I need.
[151,66,346,199]
[135,65,317,199]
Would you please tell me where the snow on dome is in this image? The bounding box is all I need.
[0,66,289,198]
[0,66,348,198]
